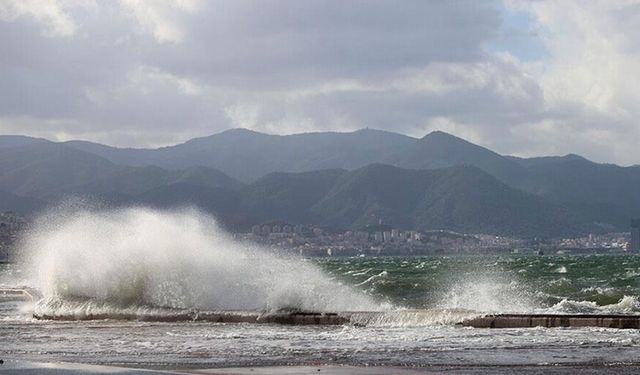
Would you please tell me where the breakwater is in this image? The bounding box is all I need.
[458,313,640,329]
[4,287,638,328]
[22,300,640,329]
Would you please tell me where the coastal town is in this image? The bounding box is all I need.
[0,212,27,262]
[0,211,635,261]
[235,222,633,257]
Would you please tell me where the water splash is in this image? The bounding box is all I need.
[19,204,382,316]
[348,309,480,327]
[555,266,568,274]
[543,295,640,314]
[436,276,537,313]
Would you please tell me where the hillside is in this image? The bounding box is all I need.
[389,131,526,184]
[0,142,121,198]
[0,130,638,235]
[0,142,240,200]
[311,164,588,237]
[241,169,346,224]
[64,129,415,181]
[0,190,44,214]
[518,159,640,230]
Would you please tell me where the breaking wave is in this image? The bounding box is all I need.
[11,203,640,325]
[348,309,481,327]
[542,295,640,315]
[20,204,383,318]
[435,276,537,314]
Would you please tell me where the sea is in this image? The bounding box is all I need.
[1,207,640,371]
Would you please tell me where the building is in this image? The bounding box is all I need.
[383,231,392,242]
[631,219,640,252]
[374,232,383,243]
[391,229,399,240]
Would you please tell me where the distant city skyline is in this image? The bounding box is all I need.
[1,1,640,165]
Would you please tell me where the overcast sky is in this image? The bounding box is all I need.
[1,0,639,165]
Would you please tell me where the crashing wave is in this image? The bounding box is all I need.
[19,205,384,314]
[542,295,640,315]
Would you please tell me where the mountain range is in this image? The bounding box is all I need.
[0,128,637,237]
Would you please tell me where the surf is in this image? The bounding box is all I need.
[8,203,640,327]
[18,204,384,319]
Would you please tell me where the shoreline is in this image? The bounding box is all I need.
[3,360,640,375]
[4,288,640,329]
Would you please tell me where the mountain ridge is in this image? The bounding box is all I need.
[0,129,637,236]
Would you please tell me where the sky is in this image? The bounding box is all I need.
[1,0,639,165]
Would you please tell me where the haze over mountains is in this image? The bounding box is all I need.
[0,128,638,238]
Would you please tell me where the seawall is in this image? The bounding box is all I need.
[3,288,640,328]
[458,314,640,329]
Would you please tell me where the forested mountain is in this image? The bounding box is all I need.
[0,128,636,237]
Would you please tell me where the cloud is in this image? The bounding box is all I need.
[0,0,639,165]
[0,0,79,37]
[494,0,640,165]
[118,0,202,44]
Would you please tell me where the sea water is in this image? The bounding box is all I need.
[1,206,640,369]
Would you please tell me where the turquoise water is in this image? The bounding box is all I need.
[316,255,640,313]
[2,208,640,370]
[2,255,640,369]
[2,254,640,315]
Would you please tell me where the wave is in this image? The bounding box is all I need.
[348,309,481,327]
[548,277,572,288]
[29,295,640,326]
[13,203,640,325]
[435,277,538,314]
[27,290,640,326]
[19,204,384,314]
[32,297,196,321]
[31,296,482,327]
[355,271,388,287]
[542,295,640,315]
[554,266,568,274]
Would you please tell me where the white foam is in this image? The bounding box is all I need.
[355,270,388,287]
[19,204,383,315]
[555,266,568,274]
[435,277,537,313]
[348,309,481,327]
[543,295,640,314]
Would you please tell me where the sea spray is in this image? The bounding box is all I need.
[19,205,382,317]
[348,309,480,327]
[426,258,539,313]
[543,295,640,314]
[435,276,538,313]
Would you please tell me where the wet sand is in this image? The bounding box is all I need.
[3,361,640,375]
